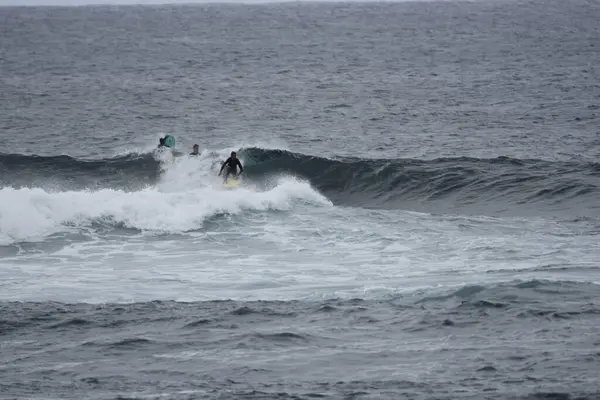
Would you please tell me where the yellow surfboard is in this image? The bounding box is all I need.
[223,177,240,189]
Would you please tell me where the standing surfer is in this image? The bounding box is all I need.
[218,151,244,182]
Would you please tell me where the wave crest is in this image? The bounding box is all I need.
[0,148,331,245]
[1,146,599,241]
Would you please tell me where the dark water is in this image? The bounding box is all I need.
[2,280,600,399]
[2,0,599,161]
[2,0,600,399]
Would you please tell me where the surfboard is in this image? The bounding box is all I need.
[223,177,240,189]
[164,135,176,148]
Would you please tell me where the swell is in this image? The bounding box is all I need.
[2,148,599,215]
[1,279,599,335]
[2,280,600,400]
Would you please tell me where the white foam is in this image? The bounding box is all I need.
[2,203,599,303]
[0,149,331,245]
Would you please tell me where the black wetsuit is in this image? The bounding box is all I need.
[220,157,243,180]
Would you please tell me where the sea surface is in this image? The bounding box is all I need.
[1,0,600,398]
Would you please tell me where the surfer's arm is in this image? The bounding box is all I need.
[218,159,228,175]
[237,159,243,173]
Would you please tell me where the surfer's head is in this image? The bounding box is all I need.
[231,151,237,159]
[193,144,199,152]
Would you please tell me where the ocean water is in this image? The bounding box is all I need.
[1,0,600,398]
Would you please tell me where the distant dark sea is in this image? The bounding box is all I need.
[1,0,600,398]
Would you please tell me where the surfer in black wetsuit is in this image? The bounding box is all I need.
[158,138,166,148]
[190,144,200,155]
[218,151,244,182]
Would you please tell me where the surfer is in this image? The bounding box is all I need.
[158,135,175,148]
[190,144,200,155]
[218,151,244,182]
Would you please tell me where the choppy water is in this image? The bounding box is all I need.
[1,0,600,399]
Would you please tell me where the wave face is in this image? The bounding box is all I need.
[2,148,599,218]
[242,148,600,217]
